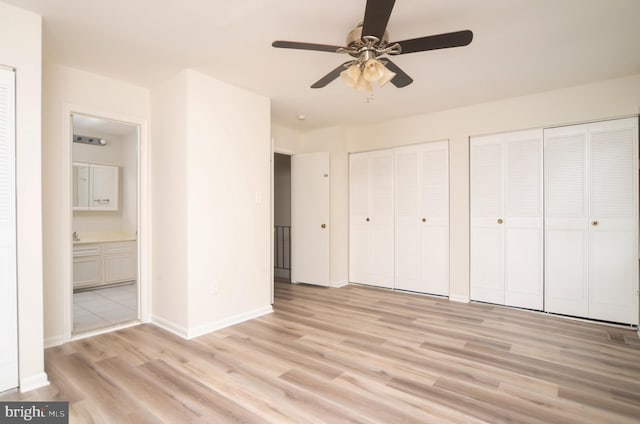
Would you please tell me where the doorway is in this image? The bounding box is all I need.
[273,153,292,282]
[71,114,140,334]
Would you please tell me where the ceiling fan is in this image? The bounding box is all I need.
[272,0,473,91]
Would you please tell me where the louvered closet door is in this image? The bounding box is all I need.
[395,141,449,295]
[471,130,543,308]
[470,136,505,304]
[0,68,18,392]
[349,153,370,285]
[544,125,589,317]
[349,150,394,288]
[368,151,395,288]
[504,130,543,309]
[588,118,638,324]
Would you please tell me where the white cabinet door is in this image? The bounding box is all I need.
[545,118,638,325]
[90,164,119,211]
[103,242,137,283]
[73,162,119,211]
[349,150,394,288]
[395,141,449,295]
[0,67,18,392]
[470,137,505,304]
[292,152,330,286]
[471,129,543,309]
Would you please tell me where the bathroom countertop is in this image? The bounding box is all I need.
[73,231,137,245]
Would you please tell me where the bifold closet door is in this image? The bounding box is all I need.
[395,141,449,295]
[545,118,638,324]
[471,129,543,309]
[349,150,394,288]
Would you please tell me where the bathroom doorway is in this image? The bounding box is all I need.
[71,114,140,334]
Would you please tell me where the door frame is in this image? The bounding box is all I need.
[270,144,294,303]
[62,104,150,341]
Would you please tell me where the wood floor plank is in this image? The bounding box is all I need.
[3,281,640,423]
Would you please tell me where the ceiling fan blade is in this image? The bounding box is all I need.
[361,0,396,41]
[272,40,343,53]
[311,62,351,88]
[393,30,473,54]
[383,59,413,88]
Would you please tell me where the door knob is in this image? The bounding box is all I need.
[497,218,504,224]
[592,220,599,226]
[321,224,327,229]
[366,218,370,222]
[422,218,426,222]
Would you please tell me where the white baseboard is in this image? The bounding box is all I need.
[186,306,273,339]
[329,280,349,288]
[20,372,49,393]
[152,306,274,340]
[151,315,189,339]
[44,335,64,348]
[449,294,470,303]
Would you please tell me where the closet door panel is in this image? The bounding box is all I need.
[544,127,589,316]
[420,144,449,295]
[394,150,420,289]
[349,154,370,284]
[395,142,449,295]
[369,151,394,287]
[470,138,504,304]
[504,131,543,309]
[349,150,394,288]
[421,225,449,295]
[470,226,504,304]
[504,224,542,309]
[588,118,638,324]
[545,227,589,317]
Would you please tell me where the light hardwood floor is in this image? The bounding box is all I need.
[3,281,640,423]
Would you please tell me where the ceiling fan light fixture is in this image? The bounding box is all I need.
[356,75,372,92]
[340,63,362,88]
[377,65,396,87]
[362,58,386,83]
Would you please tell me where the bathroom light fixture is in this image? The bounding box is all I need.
[73,134,107,146]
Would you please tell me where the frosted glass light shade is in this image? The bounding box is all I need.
[377,65,396,87]
[363,59,385,82]
[340,64,361,88]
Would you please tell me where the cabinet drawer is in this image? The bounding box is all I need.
[103,241,135,255]
[73,244,102,257]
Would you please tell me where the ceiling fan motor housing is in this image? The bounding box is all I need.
[346,23,389,51]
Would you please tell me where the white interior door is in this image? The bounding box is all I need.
[0,67,18,392]
[349,153,370,285]
[470,137,505,304]
[588,118,638,324]
[292,152,330,286]
[544,125,590,317]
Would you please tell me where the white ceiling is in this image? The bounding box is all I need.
[73,114,137,138]
[7,0,640,129]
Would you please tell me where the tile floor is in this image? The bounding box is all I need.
[73,282,138,334]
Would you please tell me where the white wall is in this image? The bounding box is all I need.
[345,73,640,301]
[151,69,272,338]
[150,71,189,330]
[0,1,46,391]
[42,64,150,344]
